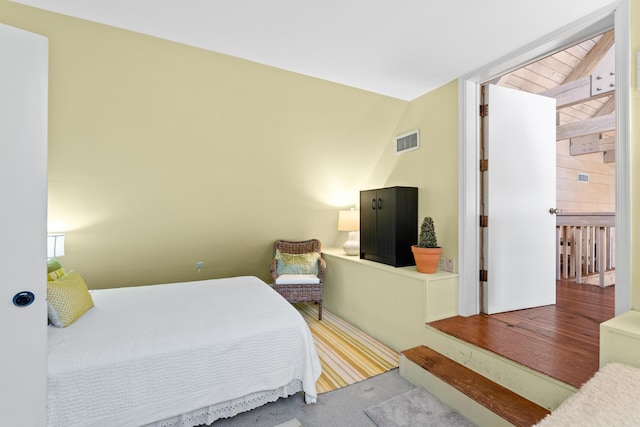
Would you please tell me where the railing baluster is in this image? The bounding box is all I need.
[555,213,615,284]
[562,226,569,280]
[569,226,576,279]
[575,226,582,284]
[556,226,561,280]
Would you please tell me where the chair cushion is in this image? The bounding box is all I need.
[275,251,320,275]
[275,274,321,285]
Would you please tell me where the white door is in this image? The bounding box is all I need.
[483,84,557,314]
[0,24,48,425]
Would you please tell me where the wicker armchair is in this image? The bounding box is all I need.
[270,239,326,320]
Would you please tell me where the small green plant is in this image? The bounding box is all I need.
[418,217,438,248]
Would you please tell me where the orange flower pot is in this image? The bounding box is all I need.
[411,245,442,273]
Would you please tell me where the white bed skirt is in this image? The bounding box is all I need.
[147,380,308,427]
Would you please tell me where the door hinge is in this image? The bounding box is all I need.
[479,159,488,172]
[479,269,488,282]
[479,104,489,117]
[479,215,489,228]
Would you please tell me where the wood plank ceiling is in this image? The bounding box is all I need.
[494,30,616,163]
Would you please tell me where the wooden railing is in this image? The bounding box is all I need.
[556,212,615,287]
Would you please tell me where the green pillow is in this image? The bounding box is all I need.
[47,258,65,281]
[276,251,320,275]
[47,258,62,272]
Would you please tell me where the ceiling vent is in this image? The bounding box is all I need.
[396,129,420,154]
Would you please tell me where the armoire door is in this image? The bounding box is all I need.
[360,189,378,256]
[374,187,396,260]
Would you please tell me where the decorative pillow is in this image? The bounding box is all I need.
[47,258,66,281]
[47,270,94,327]
[276,251,320,276]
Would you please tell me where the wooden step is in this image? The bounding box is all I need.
[423,321,577,410]
[402,346,550,427]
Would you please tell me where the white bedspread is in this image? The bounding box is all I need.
[47,276,321,427]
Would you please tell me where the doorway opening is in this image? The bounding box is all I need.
[458,3,630,318]
[481,29,617,315]
[460,29,618,383]
[453,1,630,386]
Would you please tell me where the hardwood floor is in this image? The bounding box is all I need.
[429,280,615,388]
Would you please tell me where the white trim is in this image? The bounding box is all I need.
[613,0,631,315]
[458,0,629,316]
[457,78,481,316]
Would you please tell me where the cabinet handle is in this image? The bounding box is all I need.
[377,198,382,209]
[372,199,376,210]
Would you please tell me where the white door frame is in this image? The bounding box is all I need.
[458,0,631,317]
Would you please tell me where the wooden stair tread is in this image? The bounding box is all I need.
[402,346,550,427]
[428,314,598,387]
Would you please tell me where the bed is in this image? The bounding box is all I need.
[47,276,322,427]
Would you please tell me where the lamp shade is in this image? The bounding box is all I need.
[47,234,65,258]
[338,209,359,231]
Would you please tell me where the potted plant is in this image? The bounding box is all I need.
[411,217,442,273]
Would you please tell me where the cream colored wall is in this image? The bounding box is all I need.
[0,2,409,288]
[2,1,631,300]
[364,81,459,266]
[631,0,640,309]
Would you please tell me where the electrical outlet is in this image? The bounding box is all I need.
[443,258,455,272]
[196,261,204,270]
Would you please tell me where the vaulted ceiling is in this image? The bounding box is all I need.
[495,30,616,163]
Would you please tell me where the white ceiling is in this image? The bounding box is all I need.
[14,0,617,100]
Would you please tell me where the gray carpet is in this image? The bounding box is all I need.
[272,419,302,427]
[210,368,416,427]
[364,388,476,427]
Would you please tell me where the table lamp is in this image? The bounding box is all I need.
[338,209,360,256]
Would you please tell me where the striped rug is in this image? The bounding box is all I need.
[294,303,399,394]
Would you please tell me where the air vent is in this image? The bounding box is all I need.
[578,173,589,183]
[396,129,420,154]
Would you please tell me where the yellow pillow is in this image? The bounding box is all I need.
[47,270,94,327]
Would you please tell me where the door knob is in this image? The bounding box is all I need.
[13,291,35,307]
[549,208,561,215]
